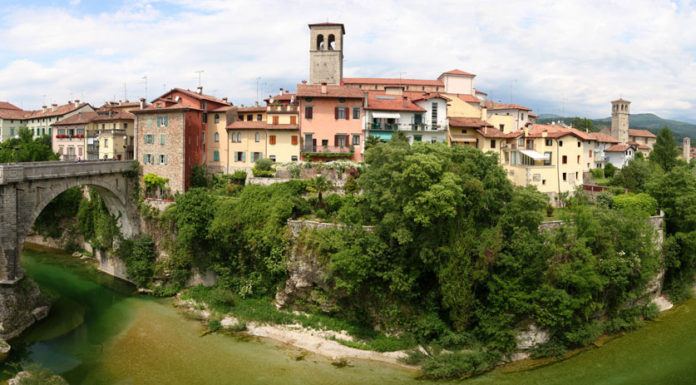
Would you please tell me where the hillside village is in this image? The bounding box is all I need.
[0,22,689,203]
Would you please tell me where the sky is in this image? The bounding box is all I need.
[1,0,695,122]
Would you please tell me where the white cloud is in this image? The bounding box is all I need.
[0,0,695,121]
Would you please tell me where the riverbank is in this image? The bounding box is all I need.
[174,295,417,370]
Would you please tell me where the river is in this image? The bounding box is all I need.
[3,248,696,384]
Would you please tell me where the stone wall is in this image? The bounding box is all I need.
[287,219,374,238]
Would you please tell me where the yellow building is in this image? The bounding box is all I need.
[206,106,237,173]
[502,124,590,204]
[94,111,135,160]
[226,122,269,168]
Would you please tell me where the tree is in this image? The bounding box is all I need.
[0,127,58,163]
[572,117,595,132]
[650,126,679,171]
[190,164,208,188]
[307,175,334,209]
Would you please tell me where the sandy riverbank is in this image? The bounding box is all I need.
[174,296,417,370]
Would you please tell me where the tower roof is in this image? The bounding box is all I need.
[611,98,631,104]
[308,22,345,34]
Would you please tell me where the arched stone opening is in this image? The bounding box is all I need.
[316,34,324,50]
[328,34,335,50]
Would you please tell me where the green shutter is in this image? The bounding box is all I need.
[214,151,219,161]
[160,134,165,145]
[242,152,246,162]
[143,154,147,163]
[165,155,168,165]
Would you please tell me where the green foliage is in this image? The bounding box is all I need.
[307,175,334,209]
[546,203,554,217]
[173,188,217,268]
[230,170,247,184]
[612,193,658,215]
[604,162,617,178]
[190,164,209,188]
[118,234,157,287]
[572,117,596,132]
[208,318,222,332]
[590,167,604,179]
[143,173,169,196]
[419,350,498,380]
[343,175,359,195]
[184,285,235,313]
[613,157,657,192]
[76,189,120,250]
[33,187,82,238]
[0,128,59,163]
[252,158,275,177]
[650,126,680,171]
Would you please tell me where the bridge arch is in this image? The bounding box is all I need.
[0,161,138,283]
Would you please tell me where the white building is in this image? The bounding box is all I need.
[605,144,635,169]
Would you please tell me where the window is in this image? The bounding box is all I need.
[252,152,262,161]
[157,103,163,108]
[352,134,360,146]
[214,114,220,124]
[160,134,165,145]
[577,141,581,148]
[335,107,347,120]
[563,172,567,181]
[269,135,276,145]
[10,128,14,136]
[431,139,438,144]
[214,132,219,142]
[273,116,279,125]
[247,114,253,121]
[575,172,578,180]
[291,155,298,161]
[236,132,241,142]
[202,132,205,148]
[144,134,155,144]
[431,102,438,123]
[213,151,219,162]
[269,155,276,162]
[158,154,168,165]
[291,136,298,145]
[335,134,346,147]
[157,116,168,127]
[322,139,329,147]
[143,153,154,164]
[235,152,245,162]
[544,152,552,166]
[202,101,207,111]
[542,179,546,185]
[414,135,422,142]
[255,132,260,142]
[490,139,496,148]
[352,107,360,119]
[104,138,109,147]
[289,115,296,125]
[257,114,262,121]
[305,106,313,119]
[559,140,563,147]
[645,137,648,144]
[499,124,505,131]
[124,123,128,130]
[577,155,580,163]
[589,150,593,158]
[562,155,567,164]
[545,138,552,146]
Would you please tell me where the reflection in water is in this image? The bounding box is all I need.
[5,248,696,385]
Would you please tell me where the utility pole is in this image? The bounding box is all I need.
[124,82,127,101]
[195,70,204,87]
[256,77,261,103]
[142,76,148,101]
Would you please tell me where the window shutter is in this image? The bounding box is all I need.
[143,154,146,163]
[270,135,276,145]
[305,106,312,119]
[345,107,349,120]
[291,135,298,145]
[334,135,338,147]
[334,107,339,120]
[242,152,246,162]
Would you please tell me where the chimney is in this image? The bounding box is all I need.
[301,80,307,84]
[139,98,146,110]
[74,100,80,108]
[321,82,327,94]
[42,105,47,112]
[78,112,82,120]
[684,137,691,160]
[222,97,228,103]
[403,96,408,108]
[51,103,58,112]
[280,87,284,93]
[197,86,203,95]
[285,90,290,94]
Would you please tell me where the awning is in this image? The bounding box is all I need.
[519,149,546,160]
[368,132,393,141]
[372,112,401,119]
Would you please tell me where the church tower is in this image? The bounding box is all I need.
[308,23,344,85]
[611,98,630,144]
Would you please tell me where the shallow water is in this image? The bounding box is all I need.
[5,249,696,384]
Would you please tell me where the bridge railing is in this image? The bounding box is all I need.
[0,160,134,185]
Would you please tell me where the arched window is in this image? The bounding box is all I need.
[316,34,324,50]
[328,34,335,50]
[214,132,219,142]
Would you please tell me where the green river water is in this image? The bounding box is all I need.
[3,249,696,384]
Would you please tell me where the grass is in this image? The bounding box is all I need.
[181,285,417,352]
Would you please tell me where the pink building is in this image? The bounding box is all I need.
[52,111,98,161]
[297,83,364,161]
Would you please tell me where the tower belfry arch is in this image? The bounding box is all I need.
[308,22,345,85]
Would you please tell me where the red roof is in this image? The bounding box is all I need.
[0,102,21,111]
[628,141,651,149]
[364,92,425,112]
[297,84,364,99]
[628,129,656,138]
[457,94,481,103]
[441,69,476,77]
[92,111,135,121]
[1,102,93,120]
[612,98,631,104]
[308,22,345,34]
[589,132,620,143]
[343,77,443,87]
[226,121,298,130]
[171,87,229,105]
[476,126,508,139]
[410,92,451,103]
[449,117,493,129]
[474,89,487,95]
[264,92,297,103]
[53,111,99,126]
[605,144,632,152]
[486,101,532,111]
[522,124,593,140]
[211,105,237,112]
[238,106,266,113]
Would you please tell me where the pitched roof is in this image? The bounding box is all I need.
[440,69,476,77]
[92,111,135,121]
[628,129,656,138]
[296,84,364,98]
[612,98,631,104]
[265,92,297,103]
[0,108,28,120]
[449,117,493,129]
[343,77,443,87]
[486,101,532,111]
[474,89,487,95]
[522,124,593,140]
[308,22,345,34]
[52,111,100,126]
[589,132,620,143]
[171,87,229,105]
[226,121,298,130]
[605,144,632,152]
[238,106,266,113]
[457,94,481,103]
[476,126,508,138]
[410,92,452,103]
[627,141,651,149]
[211,105,237,112]
[0,101,92,120]
[0,102,21,111]
[364,92,426,112]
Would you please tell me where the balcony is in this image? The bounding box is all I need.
[301,145,353,159]
[267,105,298,113]
[366,122,399,131]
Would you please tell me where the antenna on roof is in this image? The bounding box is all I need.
[256,77,261,104]
[42,94,47,106]
[142,76,148,101]
[195,70,204,87]
[124,82,127,101]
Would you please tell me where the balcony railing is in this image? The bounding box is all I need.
[302,145,353,154]
[366,122,446,131]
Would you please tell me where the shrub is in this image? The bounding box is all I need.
[191,164,208,188]
[596,190,614,208]
[252,159,275,177]
[613,193,658,215]
[590,167,605,179]
[604,163,617,178]
[231,170,247,184]
[546,203,554,217]
[343,176,359,195]
[208,319,222,332]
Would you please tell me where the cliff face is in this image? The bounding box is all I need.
[0,278,49,340]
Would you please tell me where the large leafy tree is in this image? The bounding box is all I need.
[0,127,58,163]
[649,126,680,171]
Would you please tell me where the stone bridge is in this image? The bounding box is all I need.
[0,160,139,284]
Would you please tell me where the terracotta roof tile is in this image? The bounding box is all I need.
[297,84,364,98]
[237,106,266,113]
[605,144,632,152]
[588,132,620,143]
[628,141,651,149]
[476,126,508,138]
[628,129,656,138]
[457,94,481,103]
[308,22,345,34]
[0,102,21,111]
[522,124,592,140]
[171,88,230,105]
[343,77,443,87]
[226,121,298,130]
[441,69,476,77]
[364,92,425,112]
[52,112,100,126]
[611,98,631,103]
[449,117,493,128]
[92,111,135,121]
[486,101,532,111]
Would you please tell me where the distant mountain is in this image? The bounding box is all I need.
[536,113,696,143]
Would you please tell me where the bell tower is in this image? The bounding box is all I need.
[611,98,630,144]
[308,22,344,85]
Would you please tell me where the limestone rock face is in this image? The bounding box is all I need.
[275,249,332,309]
[516,324,550,351]
[0,278,49,340]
